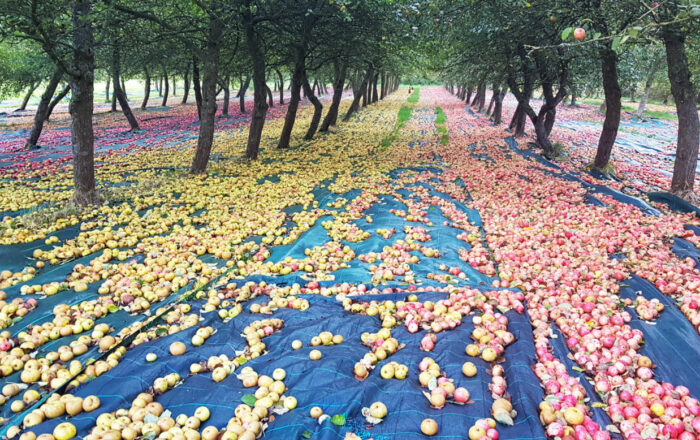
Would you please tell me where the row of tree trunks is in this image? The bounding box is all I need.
[320,62,347,132]
[161,70,169,107]
[278,49,304,150]
[663,26,699,197]
[244,15,269,161]
[47,85,70,120]
[302,73,323,140]
[593,47,621,169]
[189,13,223,174]
[141,67,150,109]
[344,69,371,122]
[193,59,203,119]
[182,67,190,104]
[238,75,250,113]
[111,46,140,131]
[70,0,99,206]
[25,68,63,148]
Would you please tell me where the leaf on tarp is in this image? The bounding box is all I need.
[606,424,621,434]
[572,366,585,372]
[241,394,257,407]
[302,430,312,438]
[492,409,514,426]
[592,402,607,408]
[271,406,290,416]
[144,413,159,424]
[361,407,384,425]
[107,305,119,313]
[143,432,157,440]
[428,377,438,391]
[318,414,330,425]
[331,414,346,426]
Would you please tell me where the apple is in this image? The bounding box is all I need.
[310,406,323,418]
[53,422,77,440]
[82,395,100,412]
[292,340,303,350]
[462,362,477,377]
[574,27,586,40]
[284,396,297,410]
[272,368,286,381]
[394,364,408,380]
[380,363,395,379]
[309,349,322,360]
[194,406,210,421]
[421,418,438,436]
[454,387,470,403]
[146,353,157,362]
[369,402,387,419]
[169,341,186,356]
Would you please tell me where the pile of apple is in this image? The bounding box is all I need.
[418,357,471,408]
[0,294,37,329]
[353,328,403,380]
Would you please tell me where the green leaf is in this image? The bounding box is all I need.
[611,36,621,51]
[241,394,257,407]
[107,305,119,313]
[561,27,573,41]
[302,431,311,439]
[594,32,602,40]
[572,366,585,372]
[331,414,346,426]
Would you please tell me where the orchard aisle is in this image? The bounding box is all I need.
[1,87,700,440]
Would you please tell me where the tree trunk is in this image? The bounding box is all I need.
[492,89,504,124]
[371,73,379,103]
[276,68,284,105]
[193,60,203,119]
[362,79,368,107]
[25,69,62,148]
[266,84,274,107]
[182,67,190,104]
[380,72,386,99]
[70,0,99,206]
[111,78,117,112]
[478,83,487,112]
[593,48,622,170]
[105,76,110,102]
[486,87,496,116]
[141,67,150,109]
[320,62,346,132]
[121,78,127,100]
[344,69,370,122]
[222,76,230,117]
[244,19,269,160]
[190,17,222,174]
[161,70,169,106]
[636,52,663,118]
[158,76,162,97]
[303,73,323,140]
[238,75,250,113]
[663,28,700,197]
[47,84,70,120]
[18,83,37,111]
[173,78,177,97]
[278,52,304,150]
[112,46,139,131]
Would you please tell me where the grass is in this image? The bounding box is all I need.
[434,107,449,146]
[101,173,177,203]
[642,109,677,120]
[407,88,420,103]
[378,89,420,149]
[435,107,446,124]
[397,106,413,126]
[10,203,85,230]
